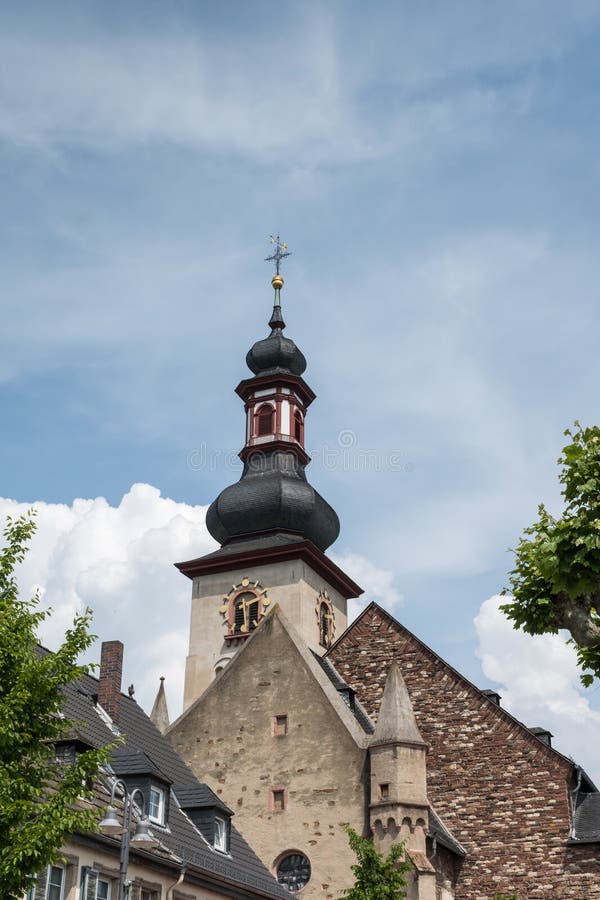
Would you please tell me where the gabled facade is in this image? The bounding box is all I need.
[328,602,600,899]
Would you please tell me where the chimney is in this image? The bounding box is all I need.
[98,640,124,723]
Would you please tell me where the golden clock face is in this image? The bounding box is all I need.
[220,579,270,637]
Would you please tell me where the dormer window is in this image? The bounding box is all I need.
[214,815,229,853]
[256,404,275,436]
[148,785,165,825]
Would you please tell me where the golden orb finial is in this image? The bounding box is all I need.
[272,274,284,290]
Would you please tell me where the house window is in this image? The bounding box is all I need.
[379,783,390,801]
[274,714,288,737]
[214,816,228,853]
[96,879,111,900]
[256,404,275,436]
[148,786,165,824]
[271,788,286,812]
[46,866,65,900]
[25,885,36,900]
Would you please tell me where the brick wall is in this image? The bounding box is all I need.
[98,640,123,723]
[328,604,600,900]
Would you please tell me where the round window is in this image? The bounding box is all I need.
[276,852,311,892]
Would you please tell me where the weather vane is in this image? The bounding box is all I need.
[265,234,291,276]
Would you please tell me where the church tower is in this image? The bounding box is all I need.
[178,239,362,708]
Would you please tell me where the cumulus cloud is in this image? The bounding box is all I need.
[0,485,402,720]
[475,595,600,778]
[0,484,214,719]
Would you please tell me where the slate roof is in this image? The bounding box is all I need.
[572,793,600,843]
[429,808,467,857]
[61,667,288,898]
[111,748,170,782]
[312,651,375,735]
[173,782,234,816]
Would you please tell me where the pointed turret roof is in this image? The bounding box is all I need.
[150,676,170,735]
[371,662,426,746]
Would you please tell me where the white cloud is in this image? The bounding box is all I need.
[475,595,600,778]
[0,484,214,719]
[0,10,564,166]
[0,485,407,719]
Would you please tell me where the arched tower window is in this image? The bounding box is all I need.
[319,603,331,647]
[294,410,304,443]
[256,404,275,437]
[316,591,334,648]
[233,591,261,634]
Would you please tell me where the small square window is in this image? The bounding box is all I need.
[149,785,165,824]
[214,816,228,852]
[272,789,285,812]
[379,783,390,801]
[46,866,65,900]
[273,714,288,737]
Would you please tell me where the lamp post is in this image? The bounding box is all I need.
[98,780,159,900]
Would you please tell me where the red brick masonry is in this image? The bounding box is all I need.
[329,604,600,900]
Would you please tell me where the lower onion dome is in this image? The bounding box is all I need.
[206,450,340,552]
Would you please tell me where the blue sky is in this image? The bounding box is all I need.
[3,1,600,772]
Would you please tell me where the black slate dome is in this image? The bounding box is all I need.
[206,451,340,551]
[245,307,307,376]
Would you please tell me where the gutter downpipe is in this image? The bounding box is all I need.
[166,866,186,900]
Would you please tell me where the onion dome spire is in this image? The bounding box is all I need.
[205,237,340,552]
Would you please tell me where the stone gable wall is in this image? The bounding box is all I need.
[328,605,600,900]
[169,613,368,899]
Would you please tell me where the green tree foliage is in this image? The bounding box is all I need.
[339,825,412,899]
[0,512,110,898]
[502,423,600,685]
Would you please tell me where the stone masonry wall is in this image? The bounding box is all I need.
[169,613,368,900]
[328,604,600,900]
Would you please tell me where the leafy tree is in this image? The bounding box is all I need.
[339,825,412,899]
[0,512,110,899]
[502,423,600,685]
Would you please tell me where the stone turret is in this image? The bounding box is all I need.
[369,663,435,900]
[150,676,170,735]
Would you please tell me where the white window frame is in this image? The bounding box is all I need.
[45,865,65,900]
[95,877,111,900]
[214,816,228,853]
[148,785,165,825]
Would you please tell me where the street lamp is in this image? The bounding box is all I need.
[98,780,159,900]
